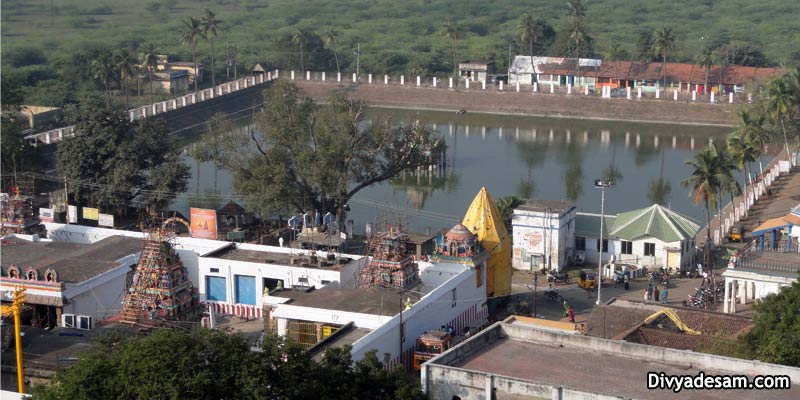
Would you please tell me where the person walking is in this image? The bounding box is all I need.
[643,288,649,302]
[563,301,570,317]
[653,285,660,302]
[568,306,575,323]
[624,274,630,290]
[661,287,668,304]
[646,284,654,301]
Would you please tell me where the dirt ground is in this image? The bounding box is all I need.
[295,81,740,126]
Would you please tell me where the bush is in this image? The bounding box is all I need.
[4,47,47,68]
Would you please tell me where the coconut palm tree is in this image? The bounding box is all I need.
[497,195,526,231]
[653,26,676,89]
[323,27,341,75]
[114,48,137,109]
[140,44,159,104]
[766,77,796,165]
[92,51,115,104]
[565,0,587,24]
[696,46,714,95]
[607,43,625,83]
[440,19,460,79]
[180,17,204,93]
[727,129,757,218]
[565,0,589,57]
[202,8,223,88]
[682,144,722,276]
[290,29,308,74]
[516,13,542,60]
[715,145,741,239]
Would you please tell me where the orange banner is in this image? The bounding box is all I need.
[190,208,217,239]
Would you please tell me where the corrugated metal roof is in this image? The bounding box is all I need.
[575,213,616,237]
[609,205,699,242]
[752,213,800,235]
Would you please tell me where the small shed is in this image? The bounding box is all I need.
[458,60,495,82]
[217,201,252,229]
[251,62,271,76]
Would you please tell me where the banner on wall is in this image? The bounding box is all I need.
[190,208,217,239]
[67,205,78,223]
[39,208,54,223]
[83,207,99,220]
[98,213,114,227]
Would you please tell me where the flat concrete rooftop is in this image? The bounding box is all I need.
[430,323,800,400]
[274,287,422,316]
[207,246,358,270]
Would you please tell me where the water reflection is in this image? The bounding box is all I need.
[176,109,735,231]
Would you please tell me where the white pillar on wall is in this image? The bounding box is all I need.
[499,81,503,91]
[401,75,405,85]
[637,87,642,99]
[322,72,326,81]
[385,75,389,85]
[656,88,660,99]
[466,79,469,89]
[338,72,342,82]
[626,87,631,100]
[567,84,571,94]
[235,81,240,91]
[516,81,520,92]
[152,104,157,114]
[729,92,734,103]
[306,71,311,80]
[449,77,454,88]
[673,89,678,100]
[710,91,715,103]
[585,85,589,96]
[291,70,295,80]
[533,82,538,92]
[433,77,437,87]
[368,74,372,84]
[267,71,272,80]
[482,80,486,90]
[417,76,421,87]
[692,90,696,101]
[352,73,357,82]
[724,280,731,313]
[549,83,554,93]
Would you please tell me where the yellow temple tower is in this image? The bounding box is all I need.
[461,187,512,296]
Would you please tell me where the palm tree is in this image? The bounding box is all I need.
[715,145,741,239]
[91,51,115,104]
[323,27,341,75]
[497,195,526,231]
[766,77,796,165]
[140,44,159,104]
[682,144,722,276]
[565,0,588,57]
[114,48,137,109]
[727,128,757,218]
[516,13,542,60]
[607,43,625,84]
[653,26,676,89]
[696,46,714,95]
[440,19,460,79]
[202,8,223,88]
[181,17,204,93]
[291,29,306,73]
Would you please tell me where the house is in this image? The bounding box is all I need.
[420,320,800,399]
[508,56,601,87]
[265,259,487,369]
[458,60,495,82]
[1,234,143,329]
[722,204,800,314]
[511,199,577,271]
[575,204,700,275]
[153,70,189,94]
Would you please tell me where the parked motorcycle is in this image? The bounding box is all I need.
[547,271,570,284]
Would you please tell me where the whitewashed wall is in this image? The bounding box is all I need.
[512,207,576,271]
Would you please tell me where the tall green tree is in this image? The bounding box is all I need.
[696,46,715,95]
[114,48,137,109]
[607,43,626,81]
[140,44,160,104]
[324,27,341,75]
[766,77,796,165]
[192,81,440,221]
[497,195,526,231]
[291,29,307,73]
[180,17,205,93]
[516,13,543,60]
[440,19,460,79]
[202,8,223,88]
[91,51,115,104]
[653,26,676,88]
[682,144,722,274]
[565,0,591,58]
[56,99,189,213]
[744,275,800,367]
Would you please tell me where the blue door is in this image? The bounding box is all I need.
[235,275,256,305]
[206,276,227,301]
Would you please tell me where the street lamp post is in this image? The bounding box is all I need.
[594,179,614,305]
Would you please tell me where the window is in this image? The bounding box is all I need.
[596,239,608,253]
[621,241,633,255]
[575,237,586,251]
[206,276,227,301]
[644,242,656,256]
[476,264,483,287]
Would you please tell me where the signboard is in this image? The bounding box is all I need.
[83,207,99,220]
[98,213,114,227]
[39,207,54,223]
[190,208,217,239]
[67,205,78,223]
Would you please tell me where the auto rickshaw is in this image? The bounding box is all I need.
[726,224,744,242]
[577,269,598,290]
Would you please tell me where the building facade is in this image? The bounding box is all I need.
[511,200,577,272]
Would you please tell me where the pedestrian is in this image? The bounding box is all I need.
[661,287,668,304]
[563,301,570,317]
[654,285,660,302]
[624,274,630,290]
[646,284,653,301]
[643,288,649,302]
[568,306,575,323]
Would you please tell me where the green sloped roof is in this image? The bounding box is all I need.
[575,213,616,237]
[609,204,700,242]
